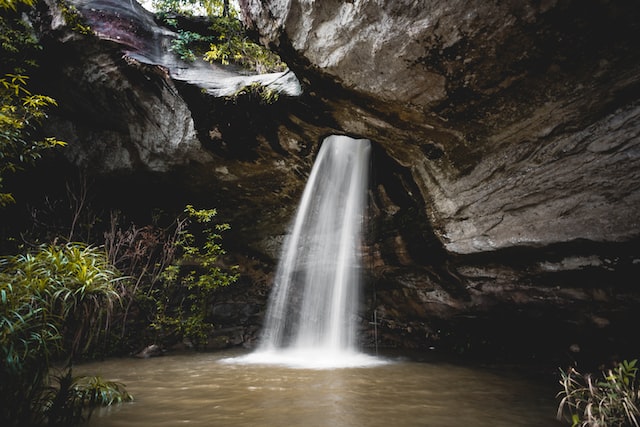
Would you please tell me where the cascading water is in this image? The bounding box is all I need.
[228,135,383,368]
[261,135,369,351]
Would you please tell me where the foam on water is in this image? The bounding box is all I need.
[221,348,387,370]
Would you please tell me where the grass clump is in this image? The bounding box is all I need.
[557,359,640,426]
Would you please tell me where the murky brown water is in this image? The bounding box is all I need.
[80,349,563,427]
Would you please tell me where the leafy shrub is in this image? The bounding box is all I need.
[156,0,286,72]
[56,0,93,35]
[203,15,286,73]
[150,205,238,348]
[0,242,131,426]
[40,369,132,427]
[557,359,640,427]
[0,0,34,12]
[104,205,238,350]
[170,29,215,61]
[0,0,67,206]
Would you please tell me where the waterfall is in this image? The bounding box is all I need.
[261,134,370,351]
[227,135,383,368]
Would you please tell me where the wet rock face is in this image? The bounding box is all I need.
[33,0,312,243]
[28,0,640,361]
[239,0,640,253]
[36,0,208,173]
[239,0,640,359]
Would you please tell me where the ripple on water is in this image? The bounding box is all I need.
[82,349,563,427]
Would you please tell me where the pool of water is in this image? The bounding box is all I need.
[80,349,564,427]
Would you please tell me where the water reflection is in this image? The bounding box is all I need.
[82,349,563,427]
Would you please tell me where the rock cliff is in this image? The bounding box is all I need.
[237,0,640,362]
[22,0,640,363]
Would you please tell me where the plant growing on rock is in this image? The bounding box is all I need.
[203,15,286,73]
[155,0,285,72]
[153,0,231,16]
[228,81,280,104]
[557,359,640,427]
[56,0,92,35]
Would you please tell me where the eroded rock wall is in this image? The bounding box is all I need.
[20,0,640,362]
[240,0,640,251]
[239,0,640,361]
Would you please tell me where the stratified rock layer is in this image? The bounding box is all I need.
[237,0,640,361]
[240,0,640,253]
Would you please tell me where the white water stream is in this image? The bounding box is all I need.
[229,135,380,368]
